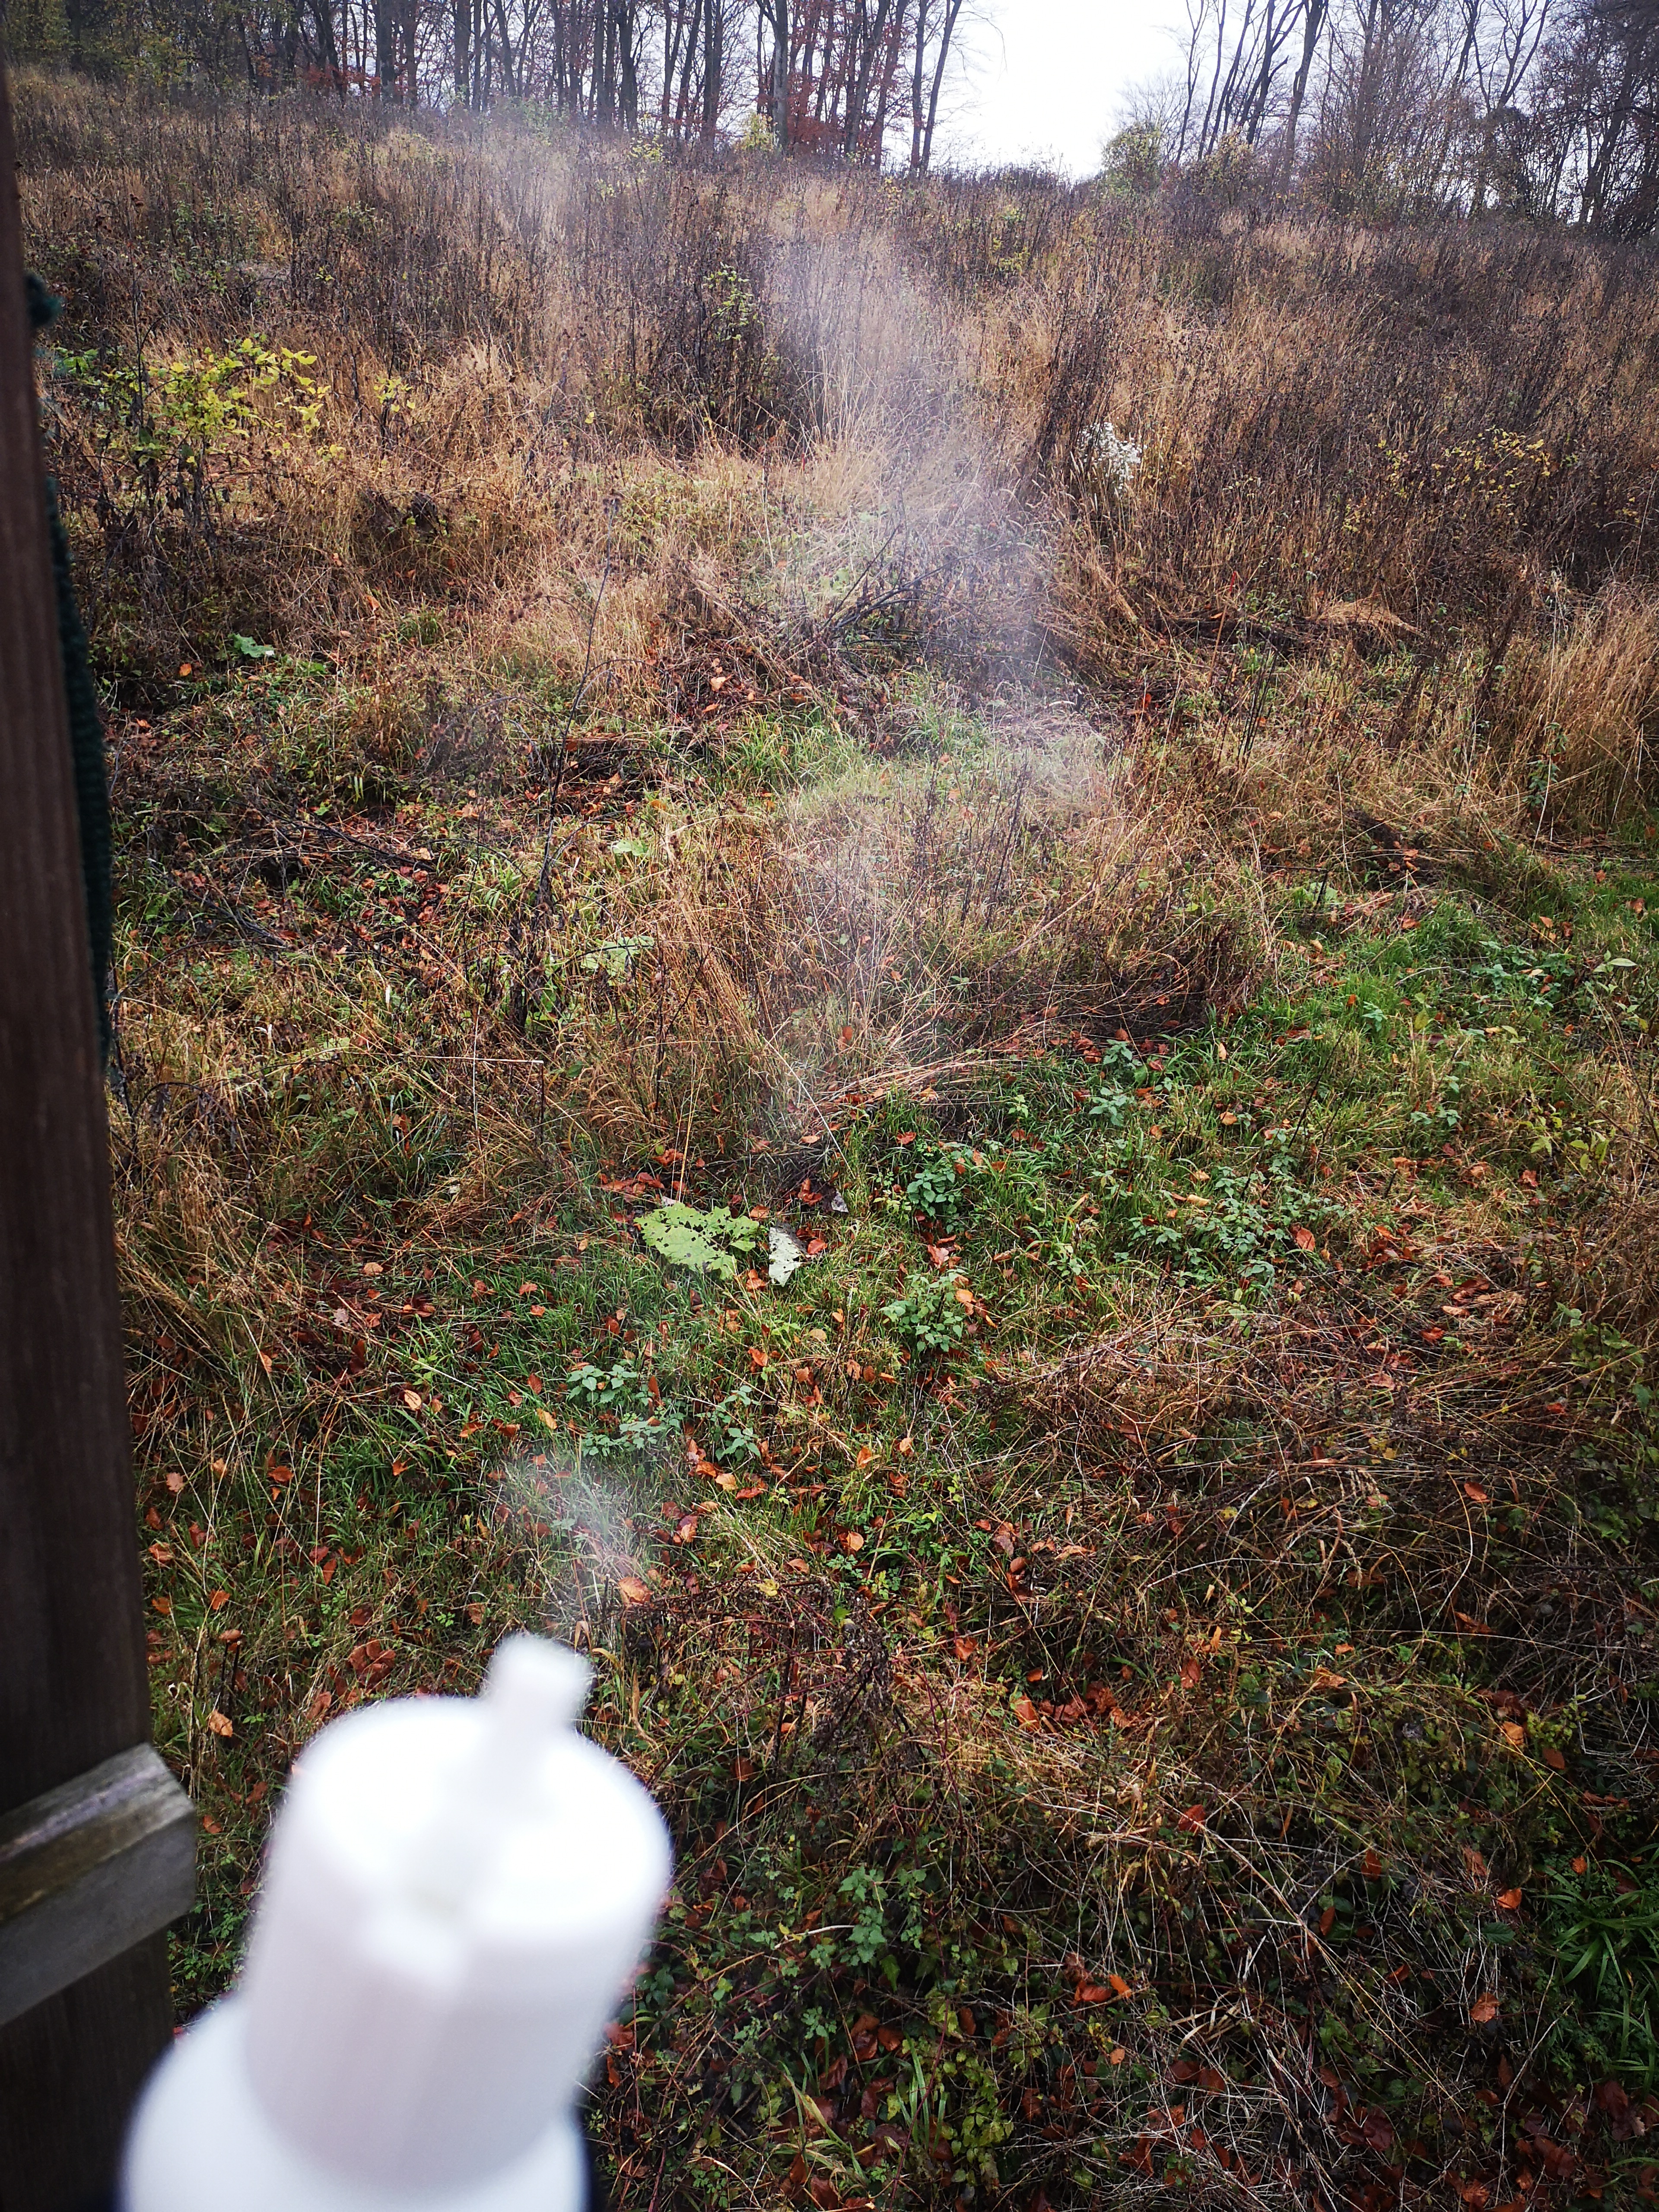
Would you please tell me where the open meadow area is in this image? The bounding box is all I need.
[22,66,1659,2209]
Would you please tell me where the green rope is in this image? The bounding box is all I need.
[27,272,112,1066]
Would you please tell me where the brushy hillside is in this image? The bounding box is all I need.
[23,69,1659,2212]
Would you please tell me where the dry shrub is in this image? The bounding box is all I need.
[18,77,1038,715]
[997,208,1659,624]
[14,84,795,697]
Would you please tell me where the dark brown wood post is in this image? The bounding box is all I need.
[0,67,191,2212]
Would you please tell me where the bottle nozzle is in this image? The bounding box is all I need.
[404,1638,592,1912]
[483,1635,591,1741]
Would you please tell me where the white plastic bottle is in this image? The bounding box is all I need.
[124,1635,671,2212]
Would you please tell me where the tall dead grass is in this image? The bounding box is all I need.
[1490,585,1659,833]
[540,708,1265,1161]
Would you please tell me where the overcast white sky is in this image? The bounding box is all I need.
[946,1,1178,177]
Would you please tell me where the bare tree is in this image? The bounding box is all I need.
[1278,0,1331,176]
[907,0,965,169]
[758,0,791,141]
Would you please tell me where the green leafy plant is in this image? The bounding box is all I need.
[1085,1083,1135,1129]
[638,1201,765,1280]
[1518,1098,1613,1176]
[58,336,331,545]
[579,934,655,982]
[1540,1857,1659,2090]
[705,1381,763,1465]
[1118,1160,1325,1292]
[902,1138,982,1226]
[561,1354,658,1455]
[882,1271,969,1357]
[1468,934,1578,1021]
[1083,1042,1148,1129]
[1408,1071,1462,1140]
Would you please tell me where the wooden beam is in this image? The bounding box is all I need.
[0,64,187,2211]
[0,1746,195,2031]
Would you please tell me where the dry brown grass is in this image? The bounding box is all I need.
[1490,585,1659,835]
[530,706,1275,1163]
[22,73,1659,840]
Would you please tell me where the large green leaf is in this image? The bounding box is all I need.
[637,1201,765,1281]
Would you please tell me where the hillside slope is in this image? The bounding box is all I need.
[22,73,1659,2211]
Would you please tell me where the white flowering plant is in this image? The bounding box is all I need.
[1074,418,1143,501]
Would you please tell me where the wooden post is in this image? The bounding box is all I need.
[0,67,192,2212]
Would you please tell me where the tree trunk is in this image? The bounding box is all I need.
[771,0,791,145]
[313,0,346,95]
[1278,0,1328,190]
[701,0,722,142]
[920,0,962,174]
[599,0,616,119]
[373,0,396,96]
[453,0,468,104]
[845,0,893,154]
[661,0,686,127]
[910,0,928,168]
[870,0,908,159]
[675,0,700,135]
[618,0,639,127]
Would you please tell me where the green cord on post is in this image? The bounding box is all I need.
[28,270,112,1067]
